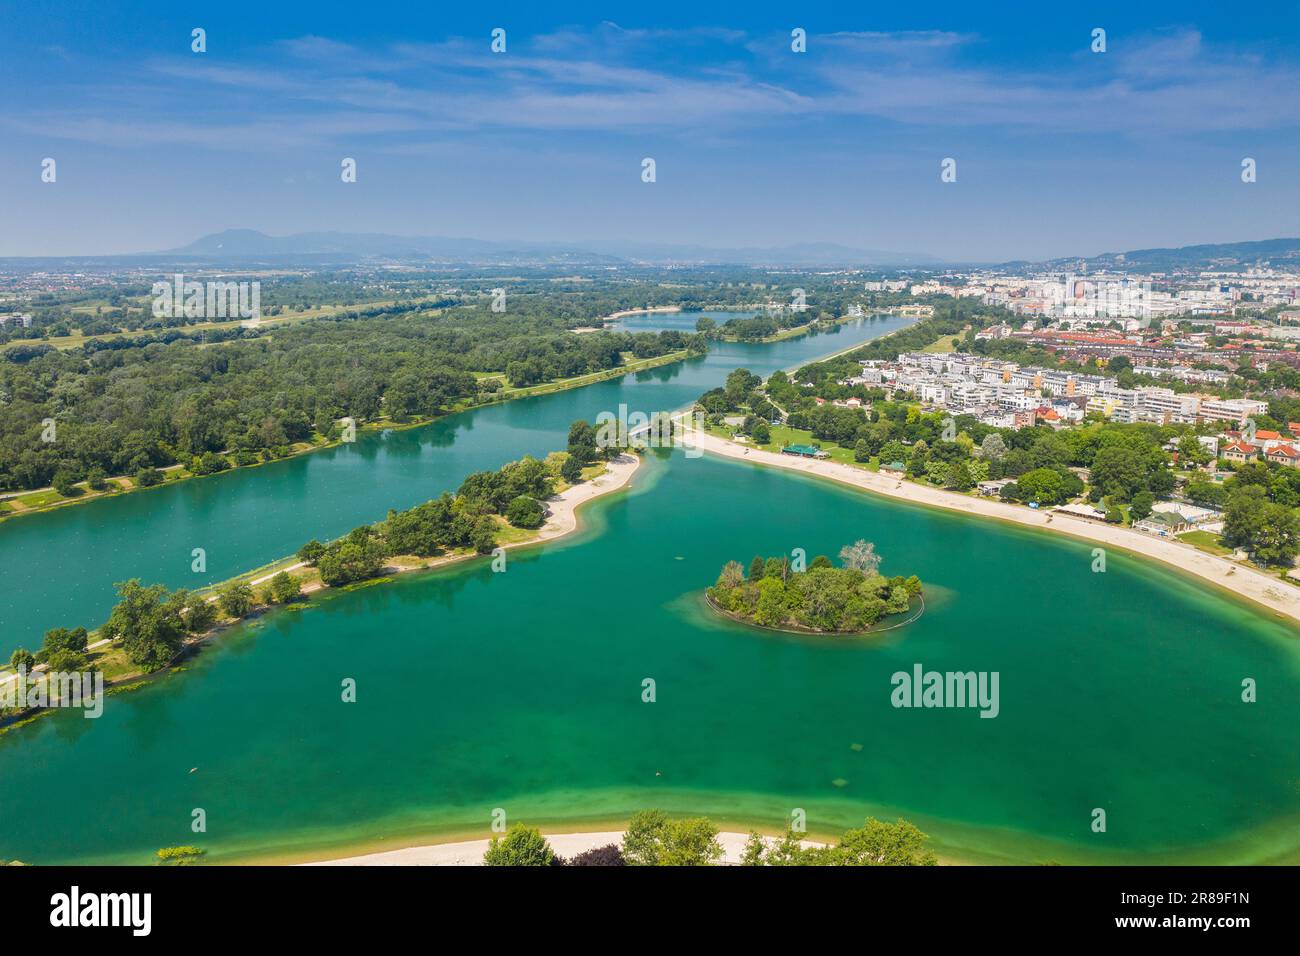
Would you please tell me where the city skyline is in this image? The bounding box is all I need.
[3,0,1300,260]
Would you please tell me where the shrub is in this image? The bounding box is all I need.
[562,844,626,866]
[483,824,555,866]
[217,582,255,618]
[506,495,545,529]
[156,846,205,866]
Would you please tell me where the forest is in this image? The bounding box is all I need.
[0,306,699,491]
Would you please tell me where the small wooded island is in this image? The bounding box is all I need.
[706,540,922,634]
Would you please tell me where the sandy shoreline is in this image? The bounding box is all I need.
[687,427,1300,626]
[0,455,641,693]
[235,453,643,602]
[304,829,816,866]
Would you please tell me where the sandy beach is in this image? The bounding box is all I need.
[0,455,641,692]
[686,427,1300,626]
[304,829,815,866]
[233,453,642,603]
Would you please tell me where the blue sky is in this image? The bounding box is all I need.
[2,0,1299,261]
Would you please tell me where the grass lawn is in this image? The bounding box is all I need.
[1178,529,1233,556]
[14,489,67,508]
[921,333,962,353]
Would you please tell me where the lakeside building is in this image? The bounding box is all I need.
[781,444,830,459]
[851,352,1267,428]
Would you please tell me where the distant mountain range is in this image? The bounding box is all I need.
[160,230,944,267]
[1015,237,1300,273]
[5,230,1300,273]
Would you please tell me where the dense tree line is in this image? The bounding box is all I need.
[481,812,936,866]
[0,310,693,491]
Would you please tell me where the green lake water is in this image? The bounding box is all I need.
[1,449,1298,865]
[1,310,1297,865]
[0,312,901,656]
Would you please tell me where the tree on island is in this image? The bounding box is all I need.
[709,547,921,634]
[838,539,881,574]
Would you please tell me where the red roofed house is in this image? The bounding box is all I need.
[1266,444,1300,466]
[1223,441,1258,463]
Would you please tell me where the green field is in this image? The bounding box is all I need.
[1178,529,1233,556]
[707,421,877,469]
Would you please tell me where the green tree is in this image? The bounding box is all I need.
[184,594,218,633]
[264,571,301,604]
[41,626,89,657]
[217,581,255,618]
[135,467,164,487]
[317,540,385,586]
[470,517,497,554]
[839,539,881,573]
[9,647,34,671]
[44,648,91,673]
[1017,467,1069,505]
[830,818,937,866]
[506,495,545,529]
[621,810,724,866]
[103,580,187,671]
[979,433,1007,461]
[483,824,555,866]
[560,454,584,484]
[1129,491,1155,521]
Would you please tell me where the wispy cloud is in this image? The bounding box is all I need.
[6,24,1300,151]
